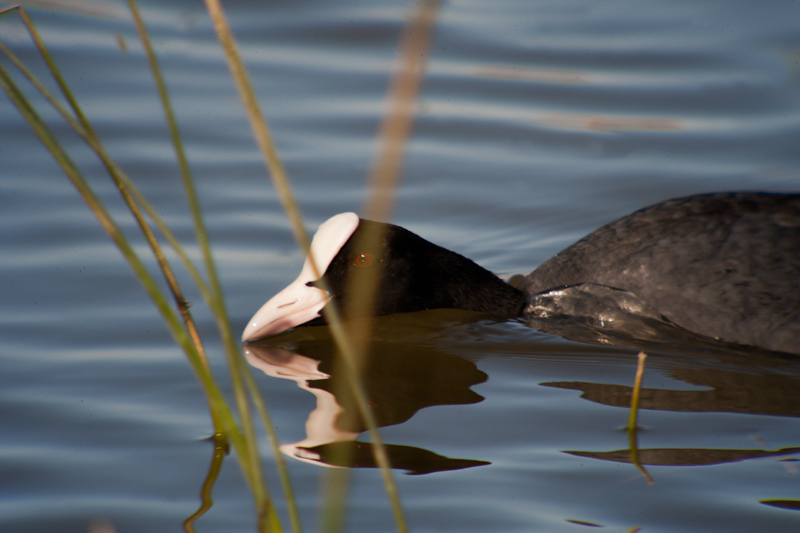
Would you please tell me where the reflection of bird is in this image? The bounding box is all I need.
[243,342,490,474]
[243,193,800,355]
[565,446,800,468]
[293,440,491,476]
[545,349,800,468]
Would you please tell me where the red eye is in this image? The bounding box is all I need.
[353,253,373,267]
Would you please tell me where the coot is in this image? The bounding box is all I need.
[242,192,800,355]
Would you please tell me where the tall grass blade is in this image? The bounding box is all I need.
[0,36,217,308]
[363,0,441,220]
[200,0,310,255]
[183,436,228,533]
[0,48,254,477]
[197,0,413,530]
[127,3,300,530]
[0,62,233,434]
[627,352,653,484]
[0,31,221,317]
[2,7,212,374]
[3,0,441,529]
[321,1,441,531]
[1,8,281,530]
[15,0,125,19]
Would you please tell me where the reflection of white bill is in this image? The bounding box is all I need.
[244,345,359,468]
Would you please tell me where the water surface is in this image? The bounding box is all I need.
[2,0,800,531]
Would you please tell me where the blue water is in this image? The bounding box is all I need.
[2,0,800,531]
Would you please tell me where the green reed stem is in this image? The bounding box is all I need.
[320,469,350,533]
[200,0,310,255]
[1,31,218,311]
[198,0,412,530]
[239,355,303,533]
[1,8,210,374]
[363,0,442,220]
[321,1,441,530]
[127,3,295,529]
[627,352,653,484]
[0,61,246,449]
[6,6,97,137]
[628,352,646,430]
[1,8,279,527]
[183,436,228,533]
[0,33,218,311]
[2,0,439,529]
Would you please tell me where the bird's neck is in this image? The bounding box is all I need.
[426,255,527,318]
[455,276,527,317]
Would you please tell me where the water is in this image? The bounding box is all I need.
[2,0,800,531]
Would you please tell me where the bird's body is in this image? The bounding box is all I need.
[243,192,800,355]
[522,193,800,353]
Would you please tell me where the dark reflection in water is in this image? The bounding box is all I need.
[761,500,800,512]
[245,312,492,474]
[290,441,489,476]
[246,309,800,483]
[564,446,800,467]
[544,344,800,483]
[544,354,800,420]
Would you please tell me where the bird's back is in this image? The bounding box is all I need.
[519,192,800,353]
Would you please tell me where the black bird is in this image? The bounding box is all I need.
[242,192,800,355]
